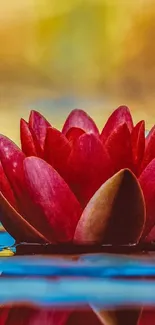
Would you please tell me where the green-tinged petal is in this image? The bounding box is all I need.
[74,169,145,244]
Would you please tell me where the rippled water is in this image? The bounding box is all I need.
[0,227,155,308]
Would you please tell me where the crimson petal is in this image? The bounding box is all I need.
[140,125,155,172]
[92,309,141,325]
[66,127,85,146]
[62,109,99,136]
[0,161,17,209]
[29,110,51,156]
[144,224,155,242]
[104,123,134,173]
[0,307,102,325]
[131,120,145,176]
[68,309,102,324]
[0,135,48,237]
[100,106,133,142]
[20,118,37,156]
[0,135,25,199]
[0,191,47,243]
[0,307,70,325]
[74,169,145,244]
[44,127,71,179]
[68,133,114,207]
[138,309,155,325]
[0,307,10,325]
[24,157,82,242]
[139,158,155,239]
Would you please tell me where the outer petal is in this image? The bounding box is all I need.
[139,159,155,239]
[0,307,10,325]
[62,109,99,136]
[131,121,145,176]
[74,169,145,244]
[0,307,70,325]
[0,135,26,200]
[0,161,17,209]
[44,127,71,178]
[29,110,51,156]
[0,191,47,243]
[66,127,85,146]
[0,307,102,325]
[92,309,141,325]
[138,309,155,325]
[20,118,37,156]
[144,225,155,242]
[24,157,82,242]
[68,133,114,207]
[140,125,155,172]
[100,106,133,142]
[0,135,50,237]
[68,309,102,324]
[104,123,134,173]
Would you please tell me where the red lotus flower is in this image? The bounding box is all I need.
[0,106,155,324]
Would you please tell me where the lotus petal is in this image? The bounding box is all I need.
[0,307,70,325]
[104,123,133,173]
[67,309,102,324]
[44,127,71,178]
[131,121,145,175]
[0,161,17,209]
[144,225,155,242]
[92,309,141,325]
[139,159,155,238]
[24,157,82,242]
[0,135,49,234]
[0,191,47,243]
[0,135,25,199]
[140,125,155,172]
[66,127,85,146]
[74,169,145,244]
[29,110,51,155]
[62,109,99,136]
[68,133,114,207]
[0,307,10,325]
[20,118,37,156]
[0,307,102,325]
[138,310,155,325]
[100,106,133,142]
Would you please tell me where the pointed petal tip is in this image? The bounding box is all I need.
[114,105,132,116]
[29,109,51,126]
[62,109,99,136]
[101,105,133,142]
[66,127,85,145]
[28,110,51,155]
[20,118,37,156]
[29,109,41,119]
[74,168,145,244]
[20,117,27,124]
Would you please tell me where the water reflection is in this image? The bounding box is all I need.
[0,226,15,256]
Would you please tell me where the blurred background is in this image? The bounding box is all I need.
[0,0,155,144]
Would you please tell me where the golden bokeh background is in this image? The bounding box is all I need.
[0,0,155,143]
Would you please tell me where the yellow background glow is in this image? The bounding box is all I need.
[0,0,155,143]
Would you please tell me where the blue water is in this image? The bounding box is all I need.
[0,230,15,247]
[1,229,155,308]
